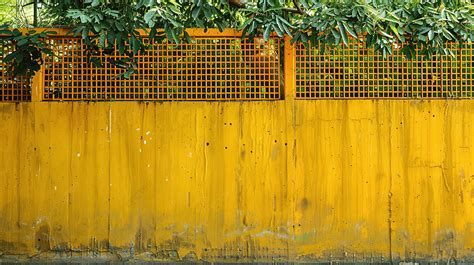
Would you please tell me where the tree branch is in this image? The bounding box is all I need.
[228,0,246,8]
[282,7,303,14]
[292,0,304,14]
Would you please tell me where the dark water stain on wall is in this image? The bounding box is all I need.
[35,224,50,251]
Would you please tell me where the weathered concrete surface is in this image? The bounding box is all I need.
[0,100,473,263]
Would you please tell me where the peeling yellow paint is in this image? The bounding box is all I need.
[0,100,473,262]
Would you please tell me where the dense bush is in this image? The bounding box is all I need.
[1,0,473,77]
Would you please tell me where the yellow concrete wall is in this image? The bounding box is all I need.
[0,101,473,262]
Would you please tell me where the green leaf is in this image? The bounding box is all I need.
[192,7,201,20]
[93,24,101,32]
[389,24,401,40]
[428,30,434,41]
[131,36,140,55]
[16,38,29,46]
[272,24,284,37]
[170,29,179,45]
[79,14,90,23]
[99,32,106,47]
[91,0,100,7]
[337,21,348,46]
[115,21,124,32]
[118,40,125,54]
[343,21,357,39]
[263,24,272,41]
[183,30,192,43]
[3,53,17,63]
[144,10,156,26]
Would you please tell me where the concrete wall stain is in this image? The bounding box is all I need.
[0,100,474,262]
[35,224,50,251]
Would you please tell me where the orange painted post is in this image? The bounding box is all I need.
[283,35,297,260]
[284,36,296,100]
[31,65,44,102]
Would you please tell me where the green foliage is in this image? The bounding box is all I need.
[0,27,55,77]
[0,0,16,25]
[62,0,235,77]
[65,1,149,78]
[1,0,473,78]
[252,0,473,59]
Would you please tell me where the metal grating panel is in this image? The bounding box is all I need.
[295,40,474,99]
[0,41,31,102]
[43,36,281,101]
